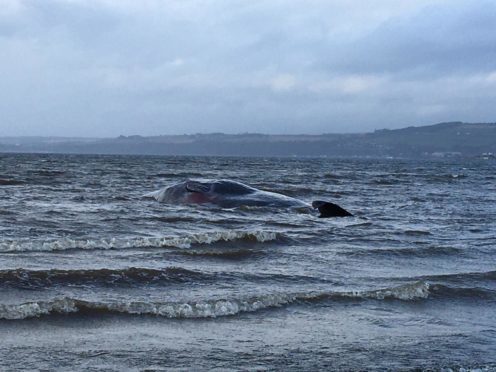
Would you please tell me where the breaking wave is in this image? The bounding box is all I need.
[0,281,430,320]
[0,230,280,253]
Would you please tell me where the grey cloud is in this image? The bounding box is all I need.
[325,1,496,76]
[0,0,494,137]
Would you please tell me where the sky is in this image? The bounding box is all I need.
[1,0,495,137]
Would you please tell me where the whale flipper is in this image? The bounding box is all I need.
[312,200,353,218]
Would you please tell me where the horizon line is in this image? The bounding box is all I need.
[1,121,494,140]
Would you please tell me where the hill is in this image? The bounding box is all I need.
[1,122,495,158]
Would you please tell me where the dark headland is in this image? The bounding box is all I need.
[1,121,495,158]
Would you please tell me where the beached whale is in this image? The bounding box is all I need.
[145,179,352,218]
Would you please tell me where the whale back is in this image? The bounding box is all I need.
[210,180,256,195]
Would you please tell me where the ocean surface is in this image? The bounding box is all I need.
[0,153,495,371]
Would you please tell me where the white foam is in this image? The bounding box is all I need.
[0,282,430,320]
[0,298,78,320]
[85,292,297,318]
[0,230,279,253]
[345,281,430,301]
[0,294,296,320]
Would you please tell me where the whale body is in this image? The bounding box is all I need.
[146,179,352,218]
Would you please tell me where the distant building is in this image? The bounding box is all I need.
[431,152,462,158]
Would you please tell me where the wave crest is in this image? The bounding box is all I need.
[0,230,280,253]
[0,281,430,320]
[346,281,430,301]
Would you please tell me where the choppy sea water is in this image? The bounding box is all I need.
[0,153,495,371]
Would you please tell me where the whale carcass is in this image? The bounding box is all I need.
[146,179,352,218]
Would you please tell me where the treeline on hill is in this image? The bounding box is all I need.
[1,122,495,157]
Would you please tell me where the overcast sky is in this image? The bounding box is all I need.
[1,0,495,137]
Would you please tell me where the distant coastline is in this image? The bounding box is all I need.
[1,121,495,158]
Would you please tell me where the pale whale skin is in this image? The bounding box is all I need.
[146,179,352,218]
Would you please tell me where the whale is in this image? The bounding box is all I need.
[145,179,352,218]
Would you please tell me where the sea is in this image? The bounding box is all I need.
[0,153,495,371]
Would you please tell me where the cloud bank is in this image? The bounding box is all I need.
[1,0,495,136]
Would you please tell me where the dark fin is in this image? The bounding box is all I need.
[312,200,353,218]
[185,180,211,193]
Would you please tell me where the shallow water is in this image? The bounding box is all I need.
[0,154,495,370]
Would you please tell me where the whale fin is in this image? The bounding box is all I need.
[312,200,353,218]
[143,189,165,202]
